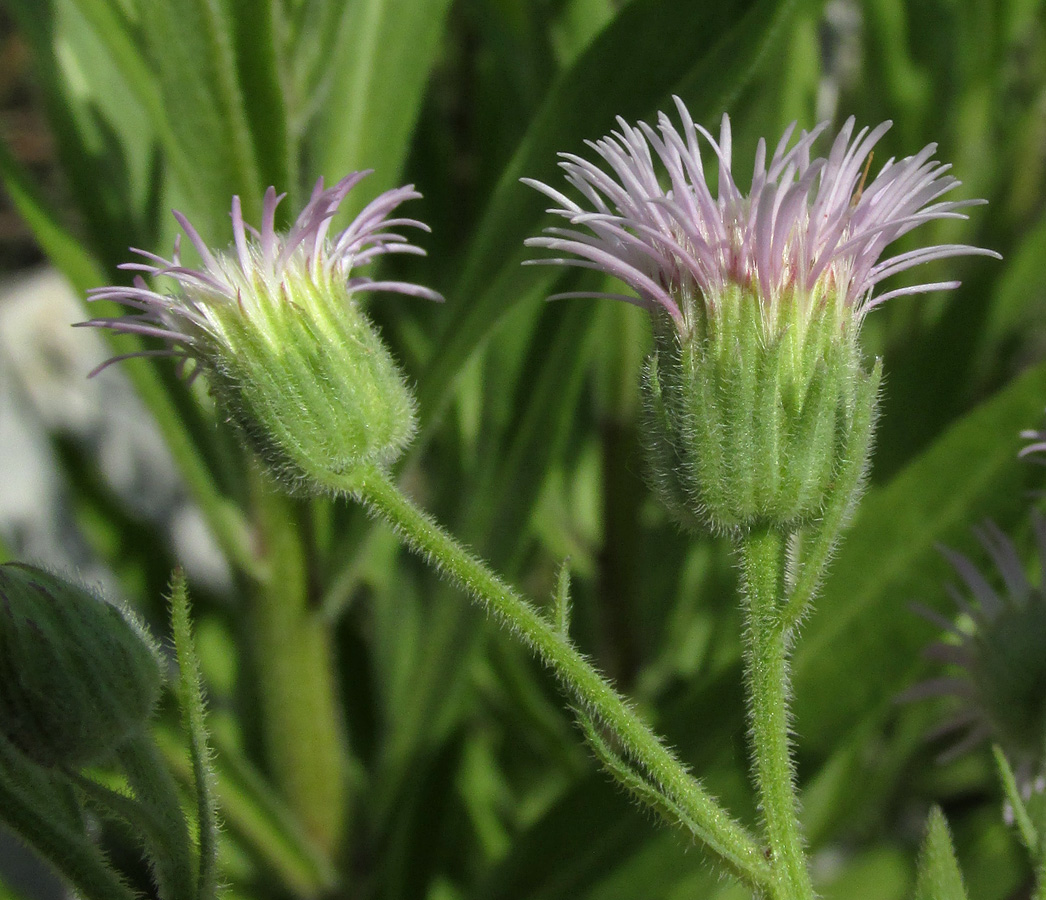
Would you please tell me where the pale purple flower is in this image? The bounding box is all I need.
[81,171,442,377]
[523,98,998,329]
[1019,412,1046,463]
[902,518,1046,779]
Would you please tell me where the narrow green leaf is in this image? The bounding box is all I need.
[467,300,598,567]
[914,807,969,900]
[576,710,705,844]
[993,745,1039,855]
[227,0,294,197]
[169,571,219,900]
[5,0,140,265]
[0,137,105,291]
[116,734,197,900]
[980,213,1046,364]
[417,0,799,427]
[138,0,263,235]
[155,726,337,897]
[69,772,196,900]
[311,0,455,214]
[67,0,180,170]
[792,360,1046,749]
[248,479,349,856]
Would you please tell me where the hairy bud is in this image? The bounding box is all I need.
[0,563,162,768]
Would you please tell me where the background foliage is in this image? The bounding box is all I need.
[1,0,1045,897]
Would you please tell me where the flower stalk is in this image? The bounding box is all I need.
[740,527,814,900]
[520,100,998,897]
[336,462,774,890]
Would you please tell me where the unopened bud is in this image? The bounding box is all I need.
[84,173,442,491]
[0,563,162,768]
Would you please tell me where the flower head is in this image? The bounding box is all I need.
[904,518,1046,782]
[524,102,996,532]
[524,97,996,333]
[83,173,442,489]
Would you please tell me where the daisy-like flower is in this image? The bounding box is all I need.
[904,519,1046,790]
[83,172,442,489]
[524,100,997,532]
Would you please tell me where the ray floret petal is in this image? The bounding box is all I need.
[523,97,998,332]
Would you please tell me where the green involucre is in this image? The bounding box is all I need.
[641,285,878,533]
[203,269,417,491]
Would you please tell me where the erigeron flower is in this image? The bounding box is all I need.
[83,172,442,489]
[523,99,997,533]
[904,519,1046,783]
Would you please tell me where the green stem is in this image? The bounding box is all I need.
[116,733,197,900]
[170,572,219,900]
[740,527,814,900]
[341,464,773,891]
[250,473,349,859]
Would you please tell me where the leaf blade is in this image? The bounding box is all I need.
[311,0,455,213]
[914,807,970,900]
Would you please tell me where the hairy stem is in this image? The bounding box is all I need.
[340,463,773,891]
[740,526,814,900]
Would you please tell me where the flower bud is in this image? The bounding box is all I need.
[0,563,162,768]
[84,173,442,491]
[525,99,995,533]
[201,259,420,487]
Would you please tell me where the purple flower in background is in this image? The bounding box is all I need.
[523,97,997,332]
[83,171,442,378]
[903,519,1046,783]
